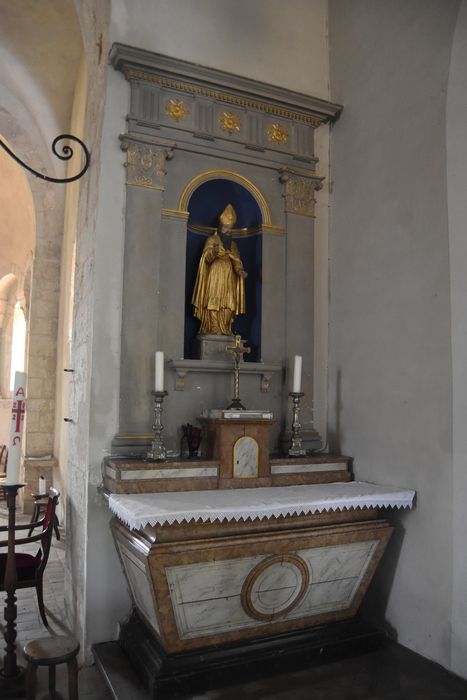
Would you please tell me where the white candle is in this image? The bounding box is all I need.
[39,475,47,495]
[6,371,27,484]
[292,355,302,393]
[155,351,164,392]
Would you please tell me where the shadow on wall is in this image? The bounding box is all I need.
[328,368,343,454]
[360,508,415,641]
[327,365,415,639]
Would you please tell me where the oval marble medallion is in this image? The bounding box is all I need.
[241,554,310,621]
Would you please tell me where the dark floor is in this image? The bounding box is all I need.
[174,643,467,700]
[96,639,467,700]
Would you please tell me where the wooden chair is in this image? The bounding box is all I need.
[28,493,60,540]
[0,487,59,627]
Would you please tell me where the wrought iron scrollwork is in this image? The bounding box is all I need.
[0,133,90,184]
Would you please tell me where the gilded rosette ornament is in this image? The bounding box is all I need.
[124,143,170,190]
[219,111,241,135]
[279,167,324,218]
[267,123,289,145]
[165,98,189,122]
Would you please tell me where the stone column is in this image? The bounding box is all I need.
[119,136,174,433]
[278,166,324,451]
[158,208,189,362]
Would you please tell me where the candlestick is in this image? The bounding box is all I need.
[155,351,164,392]
[292,355,302,394]
[0,483,25,696]
[146,391,168,461]
[6,372,27,485]
[288,392,307,457]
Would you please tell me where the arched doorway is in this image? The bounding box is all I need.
[0,139,34,452]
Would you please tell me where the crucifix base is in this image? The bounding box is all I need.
[226,398,246,411]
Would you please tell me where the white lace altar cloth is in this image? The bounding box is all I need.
[108,481,415,531]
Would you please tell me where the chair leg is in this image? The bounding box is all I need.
[53,514,60,541]
[48,664,56,695]
[25,662,37,700]
[36,577,48,627]
[67,657,79,700]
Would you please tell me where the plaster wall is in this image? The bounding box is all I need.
[64,0,122,656]
[329,0,458,670]
[110,0,330,100]
[447,0,467,677]
[55,55,86,516]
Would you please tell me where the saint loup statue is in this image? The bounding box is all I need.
[192,204,248,336]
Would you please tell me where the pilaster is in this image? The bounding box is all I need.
[119,135,175,432]
[279,167,323,440]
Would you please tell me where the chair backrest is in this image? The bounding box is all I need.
[36,488,59,572]
[42,488,59,531]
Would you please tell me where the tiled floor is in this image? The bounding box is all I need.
[0,502,111,698]
[3,501,467,699]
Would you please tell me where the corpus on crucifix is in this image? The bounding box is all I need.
[226,335,250,410]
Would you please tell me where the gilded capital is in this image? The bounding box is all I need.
[279,167,324,218]
[122,142,174,190]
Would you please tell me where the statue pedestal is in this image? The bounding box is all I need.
[199,416,275,485]
[193,334,234,362]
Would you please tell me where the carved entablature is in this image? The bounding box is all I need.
[278,166,325,218]
[110,43,342,165]
[121,136,175,190]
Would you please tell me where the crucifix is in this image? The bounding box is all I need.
[226,335,250,410]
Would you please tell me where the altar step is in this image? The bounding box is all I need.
[93,641,147,700]
[93,616,387,699]
[93,632,467,700]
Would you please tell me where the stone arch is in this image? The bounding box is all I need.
[0,0,84,502]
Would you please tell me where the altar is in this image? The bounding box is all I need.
[100,464,414,695]
[94,45,416,698]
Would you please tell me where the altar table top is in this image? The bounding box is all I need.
[108,481,415,531]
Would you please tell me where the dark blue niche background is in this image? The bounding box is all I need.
[184,179,263,362]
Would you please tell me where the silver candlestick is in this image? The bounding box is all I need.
[146,390,168,461]
[288,392,307,457]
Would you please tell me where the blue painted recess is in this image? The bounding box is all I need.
[184,179,263,362]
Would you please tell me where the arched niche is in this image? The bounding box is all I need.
[184,177,263,362]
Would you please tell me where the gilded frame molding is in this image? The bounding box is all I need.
[178,169,273,226]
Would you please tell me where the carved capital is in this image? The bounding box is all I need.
[122,141,174,190]
[279,167,324,218]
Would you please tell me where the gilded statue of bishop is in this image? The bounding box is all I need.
[192,204,247,336]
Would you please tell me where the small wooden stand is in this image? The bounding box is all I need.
[0,482,25,697]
